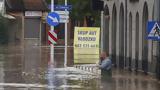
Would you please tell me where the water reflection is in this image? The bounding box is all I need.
[47,64,58,89]
[46,63,101,90]
[0,46,23,83]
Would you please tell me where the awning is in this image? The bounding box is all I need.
[5,0,48,11]
[5,0,24,11]
[23,0,48,11]
[3,14,16,19]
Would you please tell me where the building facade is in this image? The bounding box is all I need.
[5,0,49,46]
[102,0,159,74]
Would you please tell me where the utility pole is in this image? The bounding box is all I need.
[50,0,68,67]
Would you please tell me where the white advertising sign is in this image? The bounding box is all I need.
[25,11,42,17]
[54,11,69,23]
[55,11,69,15]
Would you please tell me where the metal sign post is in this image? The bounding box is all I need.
[50,0,54,64]
[101,11,104,52]
[64,0,68,67]
[49,0,68,67]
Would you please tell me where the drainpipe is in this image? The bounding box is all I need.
[154,0,160,80]
[124,0,128,68]
[158,0,160,81]
[157,0,160,80]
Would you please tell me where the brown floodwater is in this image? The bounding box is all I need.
[0,45,160,90]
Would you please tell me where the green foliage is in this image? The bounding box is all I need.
[69,0,99,20]
[68,0,101,26]
[46,0,101,26]
[46,0,51,4]
[0,15,8,44]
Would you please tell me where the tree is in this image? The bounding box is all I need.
[68,0,100,26]
[46,0,101,26]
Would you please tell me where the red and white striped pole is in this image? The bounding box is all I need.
[48,31,57,45]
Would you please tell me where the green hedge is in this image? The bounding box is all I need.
[0,15,8,44]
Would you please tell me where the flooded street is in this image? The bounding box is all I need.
[0,45,160,90]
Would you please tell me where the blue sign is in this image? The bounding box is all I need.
[48,5,72,11]
[148,21,160,40]
[46,12,60,26]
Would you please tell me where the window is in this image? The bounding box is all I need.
[130,0,139,2]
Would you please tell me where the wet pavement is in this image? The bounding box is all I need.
[0,45,160,90]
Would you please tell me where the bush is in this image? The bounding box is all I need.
[0,15,8,44]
